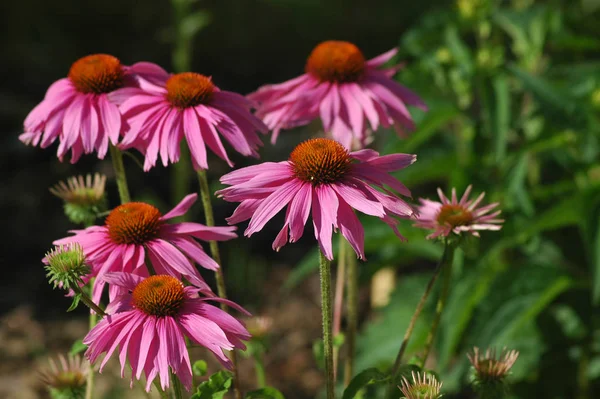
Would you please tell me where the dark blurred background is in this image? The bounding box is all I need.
[2,0,600,398]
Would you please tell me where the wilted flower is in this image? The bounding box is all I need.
[248,40,427,148]
[116,66,268,171]
[20,54,166,162]
[399,371,443,399]
[54,194,236,304]
[468,347,519,398]
[44,243,90,291]
[414,185,503,239]
[84,273,250,392]
[217,138,416,260]
[50,173,107,225]
[39,354,89,399]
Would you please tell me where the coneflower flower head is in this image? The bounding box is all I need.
[44,243,90,291]
[414,185,504,240]
[38,354,89,399]
[467,347,519,399]
[248,40,427,148]
[50,173,107,225]
[20,54,166,162]
[399,371,443,399]
[84,273,250,392]
[54,194,236,304]
[217,138,416,260]
[115,65,268,171]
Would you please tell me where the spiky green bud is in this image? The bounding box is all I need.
[44,243,90,291]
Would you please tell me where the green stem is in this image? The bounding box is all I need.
[254,354,267,388]
[73,284,106,317]
[153,380,169,399]
[387,244,451,397]
[319,250,335,399]
[196,169,241,399]
[109,145,131,204]
[344,243,357,387]
[420,241,455,368]
[333,235,347,382]
[171,371,183,399]
[85,278,98,399]
[171,145,193,219]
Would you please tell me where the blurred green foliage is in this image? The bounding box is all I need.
[340,0,600,397]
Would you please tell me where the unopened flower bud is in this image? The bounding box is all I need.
[399,371,443,399]
[467,347,519,399]
[44,243,90,290]
[50,173,107,226]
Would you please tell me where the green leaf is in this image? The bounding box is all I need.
[508,64,577,115]
[67,293,82,312]
[193,360,208,376]
[386,106,460,154]
[245,387,286,399]
[593,218,600,305]
[192,371,233,399]
[486,276,572,346]
[342,368,388,399]
[518,194,584,242]
[492,74,510,164]
[356,274,435,371]
[180,11,211,39]
[69,339,87,356]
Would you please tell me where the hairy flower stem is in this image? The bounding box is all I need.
[171,371,184,399]
[319,250,335,399]
[109,145,131,204]
[196,169,241,399]
[344,244,358,386]
[72,284,106,317]
[420,241,455,368]
[386,243,452,397]
[333,235,347,382]
[85,278,98,399]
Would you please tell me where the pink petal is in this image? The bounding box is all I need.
[161,194,198,220]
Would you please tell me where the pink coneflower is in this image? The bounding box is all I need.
[414,185,504,239]
[20,54,166,162]
[84,273,250,391]
[115,66,268,171]
[217,138,416,260]
[248,41,427,148]
[54,194,236,303]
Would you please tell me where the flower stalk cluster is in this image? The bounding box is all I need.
[23,32,510,399]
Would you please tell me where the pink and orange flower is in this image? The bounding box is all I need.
[84,273,250,391]
[54,194,236,303]
[414,185,504,239]
[248,41,427,148]
[217,138,416,260]
[20,54,166,162]
[115,67,268,171]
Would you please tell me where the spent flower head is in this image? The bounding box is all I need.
[44,243,90,290]
[399,371,443,399]
[50,173,107,225]
[467,347,519,398]
[39,354,89,399]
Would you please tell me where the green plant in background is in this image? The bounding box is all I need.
[348,0,600,397]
